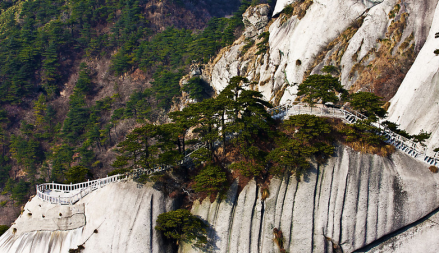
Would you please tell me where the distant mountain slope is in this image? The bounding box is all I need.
[0,0,250,226]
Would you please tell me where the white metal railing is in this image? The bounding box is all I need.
[269,103,438,166]
[36,174,128,205]
[36,102,438,205]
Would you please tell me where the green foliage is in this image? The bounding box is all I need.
[381,121,411,138]
[63,96,89,142]
[255,31,269,55]
[50,144,74,183]
[381,121,431,145]
[322,65,339,75]
[11,179,29,203]
[412,130,431,145]
[282,114,332,141]
[297,74,346,106]
[65,166,90,184]
[230,159,265,177]
[183,77,209,101]
[0,0,252,203]
[219,76,274,148]
[435,49,439,55]
[108,168,130,176]
[112,124,157,171]
[189,147,211,167]
[0,225,9,236]
[124,90,153,120]
[349,92,386,121]
[0,200,7,207]
[152,70,183,110]
[194,164,227,194]
[267,115,334,178]
[282,5,294,16]
[2,178,14,195]
[0,155,11,187]
[155,209,208,246]
[339,121,387,148]
[75,63,93,95]
[9,134,43,174]
[388,4,401,19]
[240,39,254,55]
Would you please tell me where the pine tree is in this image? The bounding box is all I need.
[41,41,60,97]
[33,94,47,128]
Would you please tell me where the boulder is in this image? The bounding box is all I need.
[243,4,270,39]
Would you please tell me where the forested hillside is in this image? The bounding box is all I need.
[0,0,275,225]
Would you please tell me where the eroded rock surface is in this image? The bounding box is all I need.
[208,0,437,105]
[183,146,439,253]
[0,181,174,253]
[356,207,439,252]
[243,4,270,39]
[388,0,439,155]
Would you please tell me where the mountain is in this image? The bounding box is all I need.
[0,0,250,225]
[1,0,439,252]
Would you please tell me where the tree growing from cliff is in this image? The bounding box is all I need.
[349,92,386,121]
[194,163,228,194]
[11,179,30,203]
[155,209,208,247]
[111,124,157,171]
[297,74,346,106]
[267,115,334,179]
[182,77,209,101]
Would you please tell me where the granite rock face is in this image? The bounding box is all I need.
[243,4,270,39]
[182,146,439,253]
[387,0,439,154]
[208,0,439,152]
[1,147,439,252]
[0,181,174,253]
[208,0,438,106]
[356,207,439,253]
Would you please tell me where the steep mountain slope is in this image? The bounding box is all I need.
[0,0,249,226]
[205,0,439,153]
[387,2,439,154]
[1,145,438,253]
[2,0,439,252]
[0,181,174,253]
[182,146,439,253]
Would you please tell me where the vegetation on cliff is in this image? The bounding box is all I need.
[111,75,395,204]
[0,0,274,224]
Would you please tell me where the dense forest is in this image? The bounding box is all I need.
[0,0,278,224]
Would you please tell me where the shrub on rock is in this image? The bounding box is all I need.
[155,209,208,247]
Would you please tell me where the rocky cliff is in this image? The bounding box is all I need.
[1,145,437,253]
[205,0,439,152]
[387,0,439,154]
[0,181,174,253]
[182,145,438,253]
[2,0,439,252]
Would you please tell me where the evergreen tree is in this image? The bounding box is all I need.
[155,209,208,247]
[33,94,47,128]
[349,92,387,121]
[41,41,60,97]
[75,62,93,95]
[65,165,90,184]
[112,124,157,171]
[297,74,346,106]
